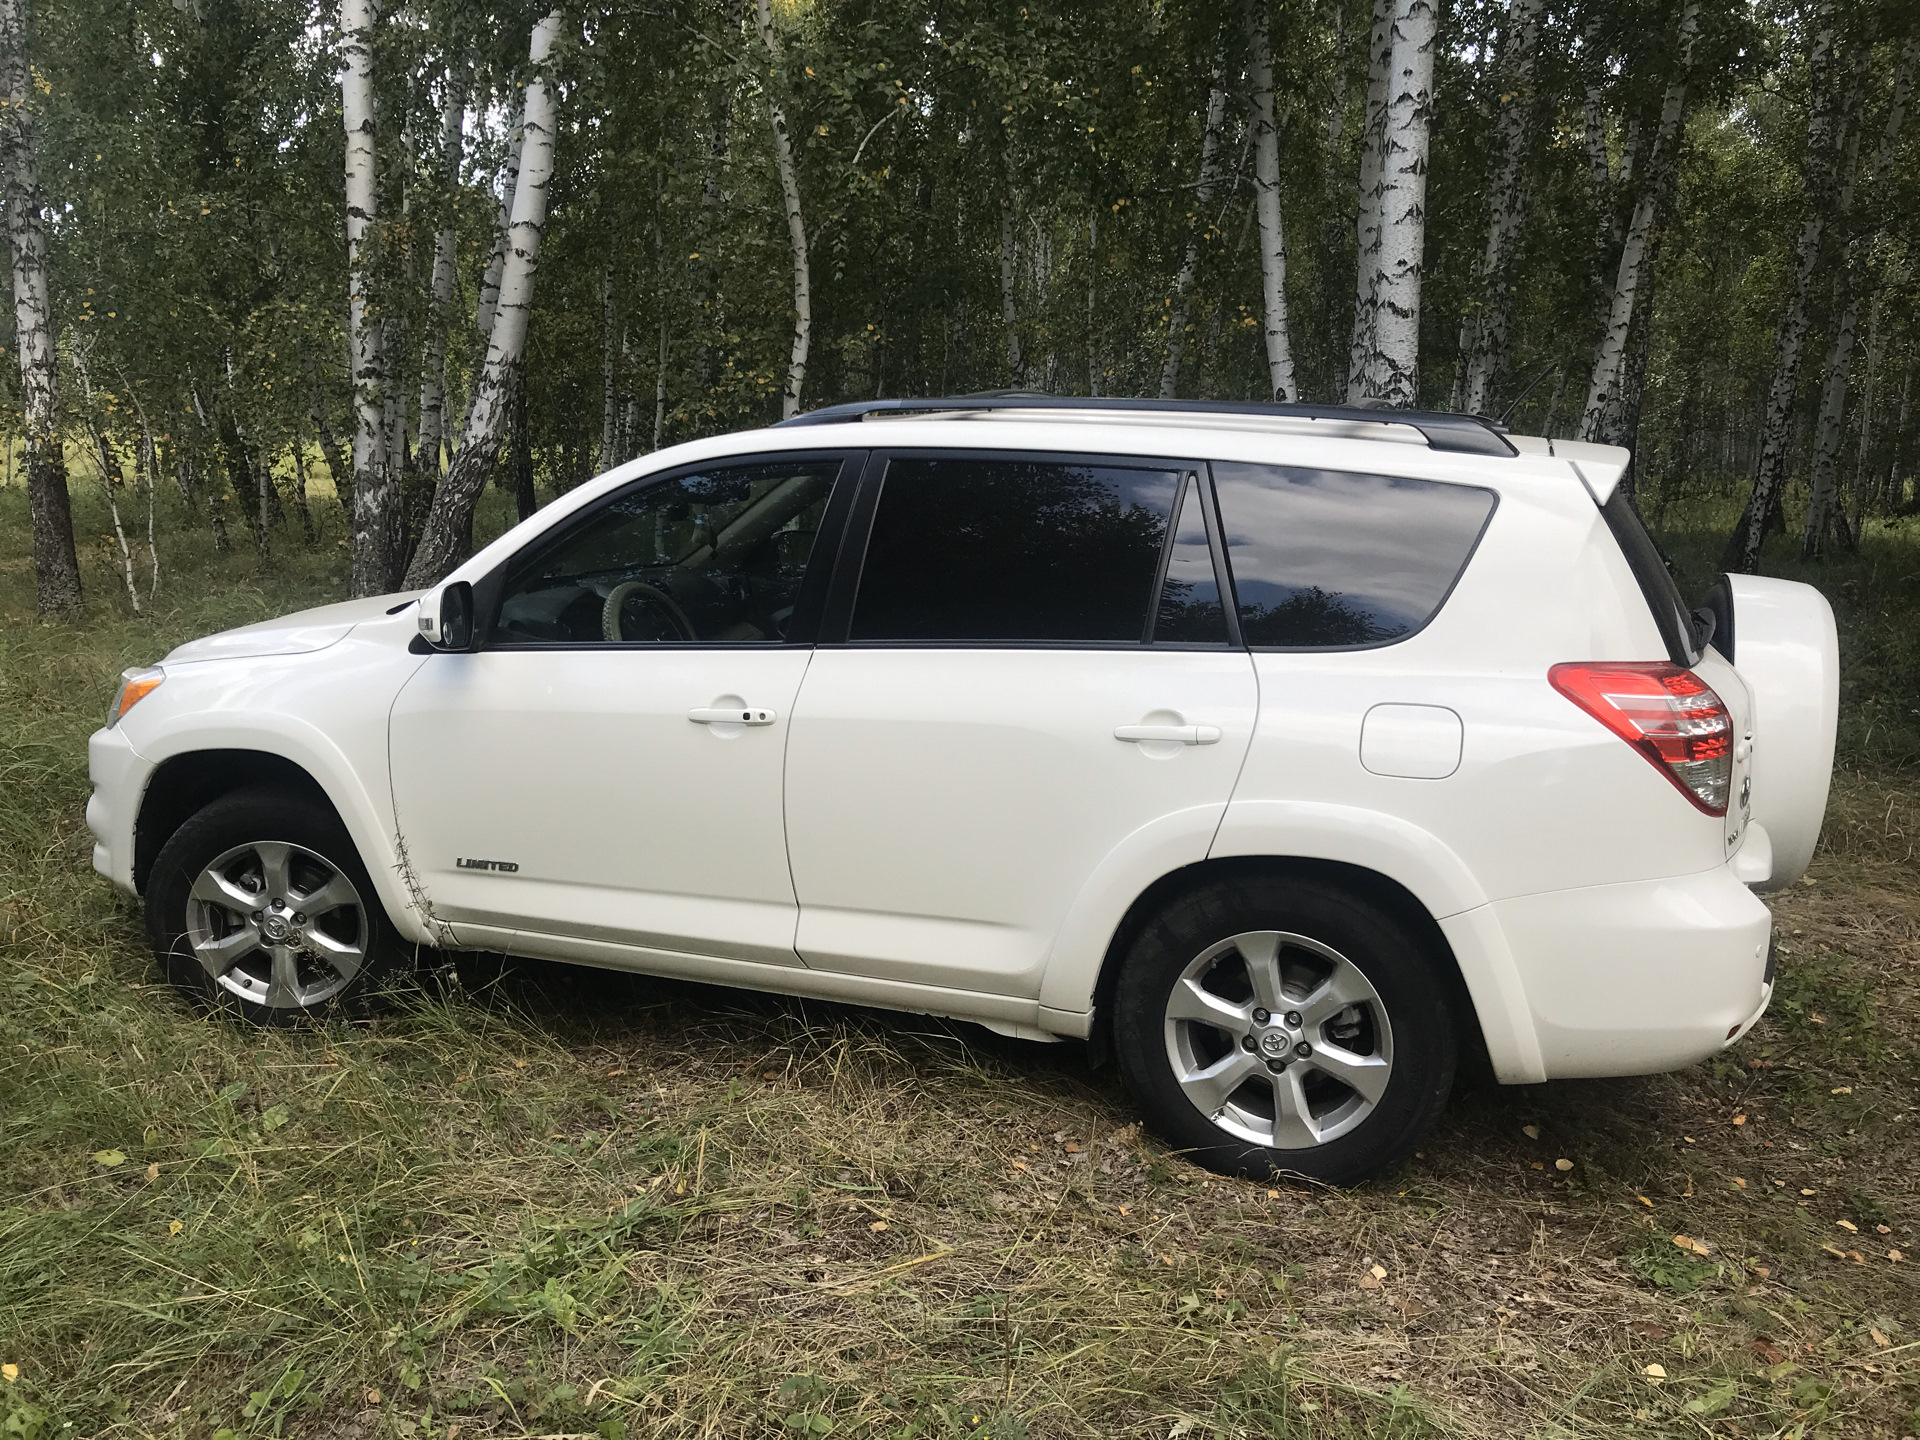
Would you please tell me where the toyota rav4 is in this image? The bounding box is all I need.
[87,397,1839,1182]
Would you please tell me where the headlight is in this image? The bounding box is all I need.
[108,666,164,728]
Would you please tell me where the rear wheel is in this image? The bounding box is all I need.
[1112,875,1455,1185]
[146,788,409,1025]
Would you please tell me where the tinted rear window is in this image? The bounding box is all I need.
[1212,463,1496,648]
[850,456,1184,642]
[1600,485,1700,666]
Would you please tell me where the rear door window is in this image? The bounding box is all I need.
[1211,463,1496,648]
[849,454,1215,644]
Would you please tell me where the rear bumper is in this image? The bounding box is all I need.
[1489,866,1773,1080]
[87,725,148,895]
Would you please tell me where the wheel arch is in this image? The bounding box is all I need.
[1081,856,1492,1082]
[135,750,341,894]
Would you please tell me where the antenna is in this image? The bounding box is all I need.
[1497,361,1561,428]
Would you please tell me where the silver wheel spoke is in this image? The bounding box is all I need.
[1298,958,1377,1029]
[1233,932,1284,1010]
[253,842,295,902]
[263,944,303,1008]
[192,923,260,978]
[302,926,365,983]
[1304,1043,1392,1104]
[190,868,260,916]
[293,873,358,918]
[1270,1067,1327,1147]
[1178,1048,1259,1117]
[1165,977,1248,1031]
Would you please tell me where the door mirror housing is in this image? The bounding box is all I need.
[418,581,476,651]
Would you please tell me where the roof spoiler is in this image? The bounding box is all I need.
[775,395,1520,458]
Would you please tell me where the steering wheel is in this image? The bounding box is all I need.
[602,580,698,642]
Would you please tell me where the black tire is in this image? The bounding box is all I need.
[146,787,410,1026]
[1112,875,1455,1185]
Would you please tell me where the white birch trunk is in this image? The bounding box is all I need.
[1244,5,1299,403]
[1729,3,1840,571]
[474,111,524,356]
[653,315,668,451]
[1577,0,1700,444]
[0,0,79,612]
[598,258,617,471]
[1347,0,1394,400]
[341,0,389,597]
[406,9,564,588]
[1359,0,1437,407]
[1458,0,1543,418]
[755,0,811,419]
[1160,74,1225,400]
[415,71,462,482]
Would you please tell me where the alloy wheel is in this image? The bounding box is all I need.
[183,840,370,1010]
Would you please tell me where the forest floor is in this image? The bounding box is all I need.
[2,480,1919,1440]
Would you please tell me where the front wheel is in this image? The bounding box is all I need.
[146,788,410,1025]
[1112,876,1455,1185]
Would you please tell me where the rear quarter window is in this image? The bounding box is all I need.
[1211,463,1497,648]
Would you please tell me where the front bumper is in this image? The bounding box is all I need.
[1492,864,1774,1079]
[87,724,149,895]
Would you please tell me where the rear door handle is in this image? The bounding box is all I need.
[1115,724,1221,746]
[689,706,777,725]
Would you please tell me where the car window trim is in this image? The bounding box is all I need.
[819,446,1216,650]
[1208,461,1501,654]
[474,449,865,651]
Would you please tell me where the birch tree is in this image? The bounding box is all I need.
[1802,35,1915,557]
[415,68,463,484]
[1455,0,1543,418]
[406,10,564,588]
[1354,0,1437,407]
[754,0,811,419]
[340,0,390,597]
[0,0,79,613]
[1577,0,1700,445]
[1727,1,1840,572]
[1243,5,1297,403]
[1347,0,1393,400]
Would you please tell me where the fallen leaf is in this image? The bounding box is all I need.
[1870,1326,1890,1348]
[92,1149,126,1167]
[1522,1124,1541,1140]
[1810,1013,1825,1024]
[1831,1086,1852,1095]
[1753,1265,1771,1277]
[1837,1220,1858,1233]
[1117,1206,1128,1216]
[366,1388,382,1404]
[1531,1161,1544,1170]
[1683,1136,1695,1144]
[512,1058,527,1068]
[1357,1272,1383,1290]
[1063,1142,1081,1153]
[1555,1158,1574,1172]
[1011,1159,1028,1171]
[0,1365,15,1383]
[1159,1254,1174,1266]
[1732,1114,1747,1125]
[1821,1244,1848,1259]
[1801,1188,1816,1196]
[1673,1234,1712,1256]
[1752,1338,1785,1365]
[1266,1189,1279,1199]
[1848,1250,1865,1264]
[869,1220,888,1232]
[1637,1194,1654,1207]
[167,1220,182,1236]
[1876,1224,1892,1235]
[145,1162,159,1182]
[1890,1250,1904,1262]
[1370,1264,1387,1279]
[1733,1177,1747,1188]
[1644,1363,1667,1379]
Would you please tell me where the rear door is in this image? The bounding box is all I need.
[781,450,1258,997]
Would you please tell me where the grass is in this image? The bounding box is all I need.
[2,476,1919,1439]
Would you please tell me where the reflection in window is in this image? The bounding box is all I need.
[1153,476,1229,644]
[1213,463,1496,648]
[493,461,841,645]
[851,457,1183,642]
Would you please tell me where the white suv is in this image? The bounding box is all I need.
[87,398,1839,1182]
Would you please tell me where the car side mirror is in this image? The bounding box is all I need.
[418,580,476,651]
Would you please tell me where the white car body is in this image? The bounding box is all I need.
[88,407,1838,1083]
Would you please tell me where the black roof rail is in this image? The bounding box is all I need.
[773,394,1518,458]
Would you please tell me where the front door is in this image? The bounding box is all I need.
[390,453,856,965]
[783,451,1258,996]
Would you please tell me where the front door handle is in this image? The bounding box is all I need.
[690,706,777,725]
[1115,723,1221,746]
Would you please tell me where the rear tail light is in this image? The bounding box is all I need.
[1549,662,1732,815]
